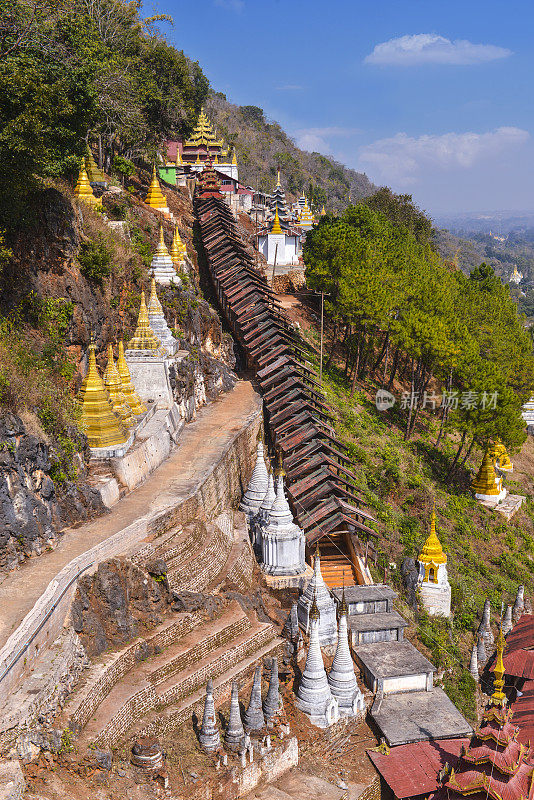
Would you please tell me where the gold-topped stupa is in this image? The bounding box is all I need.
[494,438,513,472]
[116,341,146,415]
[127,291,161,351]
[78,340,127,448]
[231,149,238,167]
[170,225,186,265]
[298,197,315,229]
[86,148,106,183]
[74,158,99,206]
[471,442,503,498]
[419,508,447,566]
[183,108,223,150]
[271,207,283,235]
[103,344,133,427]
[320,205,326,216]
[144,165,168,211]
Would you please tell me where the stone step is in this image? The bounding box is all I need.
[94,618,279,748]
[129,634,285,744]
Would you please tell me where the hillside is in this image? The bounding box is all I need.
[205,93,375,212]
[434,226,534,284]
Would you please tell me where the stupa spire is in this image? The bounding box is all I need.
[328,593,365,716]
[147,275,177,355]
[491,626,506,706]
[239,438,269,519]
[150,224,180,285]
[127,291,161,352]
[199,679,220,752]
[244,665,265,731]
[418,507,447,565]
[170,225,186,265]
[74,158,99,206]
[78,338,127,448]
[103,343,133,427]
[263,657,281,722]
[224,681,245,752]
[469,642,478,679]
[116,341,146,415]
[297,542,338,646]
[296,592,339,727]
[144,165,168,211]
[271,207,283,235]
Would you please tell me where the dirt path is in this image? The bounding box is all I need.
[0,381,260,650]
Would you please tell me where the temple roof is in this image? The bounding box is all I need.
[184,108,223,149]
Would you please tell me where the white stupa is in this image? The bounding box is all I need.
[147,276,177,356]
[240,440,269,521]
[296,594,339,728]
[260,472,306,576]
[327,590,365,716]
[297,544,337,647]
[252,471,276,556]
[151,224,180,285]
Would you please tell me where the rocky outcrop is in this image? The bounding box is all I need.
[0,413,103,574]
[71,558,173,658]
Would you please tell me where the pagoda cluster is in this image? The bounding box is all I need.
[78,271,179,450]
[240,441,306,578]
[198,660,284,761]
[471,438,513,506]
[469,587,530,678]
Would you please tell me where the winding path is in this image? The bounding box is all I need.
[0,381,260,652]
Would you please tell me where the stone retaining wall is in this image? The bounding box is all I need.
[68,613,200,731]
[0,389,262,719]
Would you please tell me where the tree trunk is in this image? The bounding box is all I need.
[344,324,352,376]
[98,135,103,170]
[350,335,361,396]
[388,348,400,390]
[372,330,389,374]
[404,359,415,441]
[436,369,453,448]
[446,430,468,480]
[460,436,476,468]
[325,321,339,369]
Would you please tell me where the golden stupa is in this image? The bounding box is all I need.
[78,340,127,448]
[144,165,168,210]
[471,443,502,497]
[170,226,186,265]
[271,207,283,235]
[86,148,106,183]
[74,158,99,206]
[156,223,170,258]
[103,344,133,427]
[419,509,447,565]
[127,291,161,351]
[494,438,513,472]
[175,148,183,166]
[320,205,326,216]
[116,341,146,415]
[231,149,238,166]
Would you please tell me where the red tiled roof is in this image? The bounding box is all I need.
[511,680,534,746]
[502,616,534,680]
[368,739,468,799]
[446,758,534,800]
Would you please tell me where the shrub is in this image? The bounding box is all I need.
[78,236,113,284]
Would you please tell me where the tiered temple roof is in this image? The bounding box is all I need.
[269,171,290,219]
[181,108,224,163]
[196,159,222,198]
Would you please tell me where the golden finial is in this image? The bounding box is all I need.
[127,291,161,352]
[103,343,133,427]
[271,208,283,235]
[74,158,99,206]
[276,168,281,187]
[176,148,182,166]
[310,590,320,622]
[320,205,326,216]
[231,149,237,166]
[144,165,167,210]
[155,223,170,258]
[491,625,507,706]
[170,225,185,265]
[276,449,285,477]
[77,341,127,448]
[339,584,348,618]
[116,341,146,415]
[147,274,163,315]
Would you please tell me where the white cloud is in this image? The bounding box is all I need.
[364,34,512,66]
[295,127,361,153]
[214,0,244,11]
[359,127,529,185]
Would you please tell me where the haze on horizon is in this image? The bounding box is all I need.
[162,0,534,217]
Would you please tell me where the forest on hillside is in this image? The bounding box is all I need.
[206,94,375,212]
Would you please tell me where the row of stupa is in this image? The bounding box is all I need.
[471,438,513,505]
[469,587,529,677]
[72,155,189,277]
[78,276,179,450]
[198,662,281,754]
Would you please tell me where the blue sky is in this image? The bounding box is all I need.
[158,0,533,216]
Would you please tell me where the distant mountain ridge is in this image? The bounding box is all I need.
[205,92,376,213]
